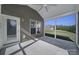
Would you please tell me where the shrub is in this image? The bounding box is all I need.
[45,33,73,42]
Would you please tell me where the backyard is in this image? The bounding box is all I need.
[45,14,76,42]
[45,29,76,42]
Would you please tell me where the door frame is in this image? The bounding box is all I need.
[2,14,20,44]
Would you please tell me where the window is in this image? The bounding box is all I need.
[7,19,16,36]
[36,21,41,33]
[30,19,42,34]
[30,20,36,34]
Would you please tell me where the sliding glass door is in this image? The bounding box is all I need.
[30,19,42,35]
[30,20,36,34]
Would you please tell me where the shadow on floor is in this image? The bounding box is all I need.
[39,36,79,55]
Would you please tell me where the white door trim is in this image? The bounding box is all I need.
[2,14,20,44]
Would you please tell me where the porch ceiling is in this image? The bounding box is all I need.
[27,4,78,20]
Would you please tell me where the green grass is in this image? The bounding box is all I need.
[45,29,76,42]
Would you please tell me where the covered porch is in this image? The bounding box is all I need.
[0,36,78,55]
[0,4,79,55]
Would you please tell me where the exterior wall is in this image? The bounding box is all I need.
[1,4,44,39]
[0,5,2,49]
[0,16,2,49]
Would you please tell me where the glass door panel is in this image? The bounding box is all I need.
[7,19,16,41]
[31,20,36,34]
[36,21,41,34]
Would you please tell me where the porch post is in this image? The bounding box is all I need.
[75,5,79,48]
[55,20,56,39]
[76,13,78,45]
[44,19,45,36]
[76,12,79,48]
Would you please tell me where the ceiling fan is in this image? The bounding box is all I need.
[38,4,57,12]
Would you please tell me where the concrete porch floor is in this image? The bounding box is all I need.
[0,36,79,55]
[39,36,79,55]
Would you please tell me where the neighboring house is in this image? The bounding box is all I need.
[45,25,54,30]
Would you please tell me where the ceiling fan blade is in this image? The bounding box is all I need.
[48,4,57,6]
[45,6,48,12]
[38,5,43,11]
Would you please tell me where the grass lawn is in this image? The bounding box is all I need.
[45,29,76,42]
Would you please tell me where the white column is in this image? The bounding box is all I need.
[76,12,79,48]
[36,20,37,35]
[54,20,56,39]
[44,19,45,37]
[75,5,79,48]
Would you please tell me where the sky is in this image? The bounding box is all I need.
[45,14,76,26]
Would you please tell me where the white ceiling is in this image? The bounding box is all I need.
[27,4,78,19]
